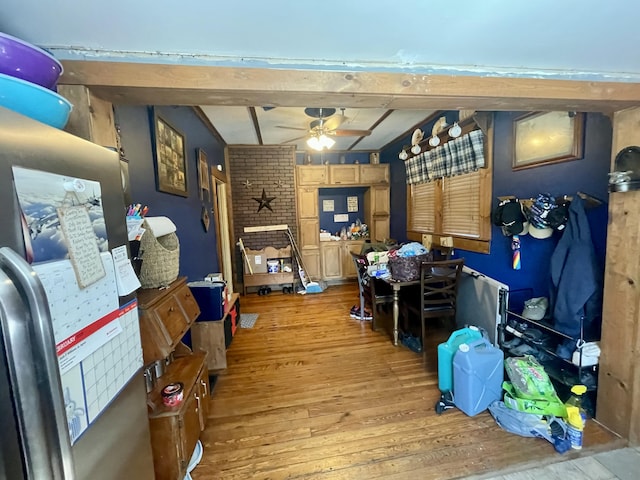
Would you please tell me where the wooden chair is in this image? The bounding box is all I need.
[351,252,394,330]
[404,258,465,360]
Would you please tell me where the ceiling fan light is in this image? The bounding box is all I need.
[307,136,322,151]
[319,134,335,149]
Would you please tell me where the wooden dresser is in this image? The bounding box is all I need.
[138,277,209,480]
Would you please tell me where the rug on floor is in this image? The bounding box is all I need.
[240,313,259,328]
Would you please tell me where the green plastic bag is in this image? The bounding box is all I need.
[503,355,566,417]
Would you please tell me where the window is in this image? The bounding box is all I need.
[406,123,493,254]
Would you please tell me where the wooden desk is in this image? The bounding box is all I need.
[380,277,419,346]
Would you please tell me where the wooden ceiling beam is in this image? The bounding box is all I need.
[61,61,640,113]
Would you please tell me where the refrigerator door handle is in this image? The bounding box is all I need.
[0,247,75,480]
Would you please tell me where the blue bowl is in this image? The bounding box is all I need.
[0,32,63,90]
[0,73,72,128]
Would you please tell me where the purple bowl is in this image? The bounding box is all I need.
[0,32,63,90]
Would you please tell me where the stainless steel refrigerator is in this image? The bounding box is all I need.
[0,107,154,479]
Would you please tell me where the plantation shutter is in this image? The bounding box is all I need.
[442,171,481,238]
[409,181,436,232]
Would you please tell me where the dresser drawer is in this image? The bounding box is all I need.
[154,293,189,344]
[175,286,200,323]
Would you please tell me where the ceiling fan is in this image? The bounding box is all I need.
[278,107,372,150]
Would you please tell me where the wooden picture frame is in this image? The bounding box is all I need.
[512,111,584,170]
[150,109,188,196]
[197,148,210,201]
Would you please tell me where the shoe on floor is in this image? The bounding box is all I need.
[350,306,372,320]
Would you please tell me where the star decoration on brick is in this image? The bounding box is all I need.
[242,179,253,189]
[252,188,276,212]
[274,179,286,189]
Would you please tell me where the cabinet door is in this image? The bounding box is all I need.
[301,248,321,280]
[372,216,390,242]
[296,166,327,185]
[191,321,227,370]
[197,367,210,430]
[321,243,342,280]
[180,391,202,474]
[371,186,390,216]
[329,165,359,184]
[360,165,389,184]
[299,218,319,249]
[297,187,318,218]
[342,241,364,279]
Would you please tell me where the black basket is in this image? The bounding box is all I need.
[388,253,432,282]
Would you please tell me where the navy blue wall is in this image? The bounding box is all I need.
[381,112,612,296]
[318,187,367,235]
[114,105,225,282]
[296,151,370,165]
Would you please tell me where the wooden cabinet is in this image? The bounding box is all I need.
[342,241,364,278]
[138,277,200,365]
[301,248,321,280]
[147,353,209,480]
[297,187,318,218]
[138,277,209,480]
[295,165,388,280]
[360,164,389,184]
[329,165,359,184]
[296,165,327,185]
[320,240,364,281]
[299,218,319,250]
[321,242,342,280]
[366,186,391,242]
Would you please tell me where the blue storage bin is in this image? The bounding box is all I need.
[453,338,504,417]
[188,281,226,320]
[437,326,483,393]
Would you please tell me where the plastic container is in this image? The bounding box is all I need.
[0,73,72,129]
[267,260,279,273]
[188,281,226,320]
[437,326,483,393]
[565,384,587,449]
[453,338,504,416]
[0,32,63,89]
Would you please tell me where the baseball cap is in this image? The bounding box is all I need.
[492,199,529,236]
[527,193,556,239]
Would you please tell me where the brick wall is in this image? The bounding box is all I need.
[228,144,297,258]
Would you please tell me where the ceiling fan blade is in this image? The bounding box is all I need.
[332,129,372,137]
[276,125,309,131]
[322,115,345,131]
[281,135,307,144]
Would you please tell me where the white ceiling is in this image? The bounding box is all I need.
[2,0,640,151]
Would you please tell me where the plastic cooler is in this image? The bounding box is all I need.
[453,338,504,417]
[188,281,226,320]
[437,326,482,393]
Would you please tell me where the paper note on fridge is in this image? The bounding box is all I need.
[111,244,141,295]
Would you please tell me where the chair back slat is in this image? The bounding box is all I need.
[419,259,464,314]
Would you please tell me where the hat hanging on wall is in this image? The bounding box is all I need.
[411,129,424,154]
[526,193,556,239]
[492,198,529,237]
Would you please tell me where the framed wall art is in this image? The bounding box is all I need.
[197,148,210,201]
[512,111,584,171]
[150,109,188,196]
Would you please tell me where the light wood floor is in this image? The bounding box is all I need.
[192,283,623,480]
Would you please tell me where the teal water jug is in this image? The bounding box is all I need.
[453,338,504,417]
[437,326,482,393]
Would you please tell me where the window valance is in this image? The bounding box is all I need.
[405,129,485,185]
